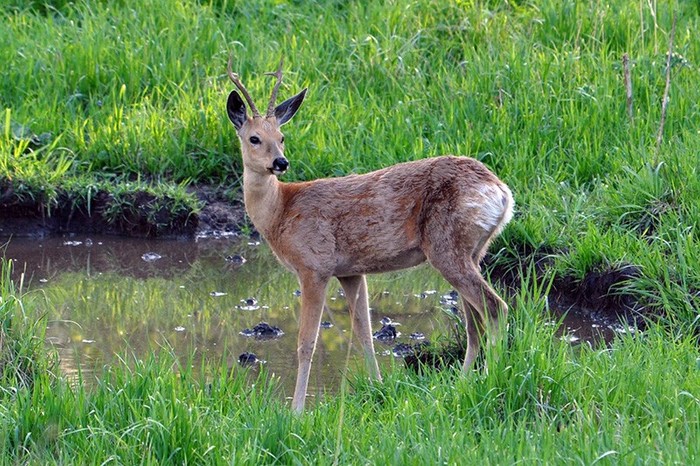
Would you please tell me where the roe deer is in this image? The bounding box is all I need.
[225,58,514,412]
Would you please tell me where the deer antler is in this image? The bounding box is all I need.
[265,58,284,118]
[227,55,261,118]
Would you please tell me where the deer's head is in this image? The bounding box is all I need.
[226,57,307,177]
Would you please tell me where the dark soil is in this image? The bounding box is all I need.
[373,324,399,341]
[0,183,247,239]
[487,246,648,329]
[550,265,645,325]
[190,185,248,238]
[239,322,284,340]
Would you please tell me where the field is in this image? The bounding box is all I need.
[1,0,699,464]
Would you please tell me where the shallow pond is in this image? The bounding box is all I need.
[2,234,619,402]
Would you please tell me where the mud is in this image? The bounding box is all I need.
[373,324,400,341]
[240,322,285,339]
[0,183,246,239]
[190,186,248,238]
[550,265,646,329]
[238,352,261,367]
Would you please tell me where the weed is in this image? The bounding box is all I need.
[0,260,56,391]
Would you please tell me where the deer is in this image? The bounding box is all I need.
[225,57,514,412]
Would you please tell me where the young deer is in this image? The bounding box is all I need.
[225,58,514,412]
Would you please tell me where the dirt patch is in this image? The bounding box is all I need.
[550,265,645,324]
[190,185,248,238]
[485,243,647,324]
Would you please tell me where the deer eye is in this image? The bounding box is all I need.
[280,136,285,144]
[249,136,261,145]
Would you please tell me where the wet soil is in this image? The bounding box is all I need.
[489,247,648,335]
[189,186,248,239]
[0,183,246,239]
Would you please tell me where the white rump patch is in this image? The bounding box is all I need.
[463,184,513,232]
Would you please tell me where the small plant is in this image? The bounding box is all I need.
[0,259,56,391]
[0,110,75,209]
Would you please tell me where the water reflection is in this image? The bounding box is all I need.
[1,234,619,402]
[1,235,453,400]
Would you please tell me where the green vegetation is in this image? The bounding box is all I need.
[0,260,56,391]
[1,258,699,464]
[1,0,699,463]
[2,0,698,320]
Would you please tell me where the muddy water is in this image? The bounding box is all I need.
[1,235,618,400]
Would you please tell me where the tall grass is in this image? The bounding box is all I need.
[1,259,698,464]
[0,260,54,391]
[2,0,698,328]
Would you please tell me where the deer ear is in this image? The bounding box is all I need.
[227,90,248,130]
[275,88,307,126]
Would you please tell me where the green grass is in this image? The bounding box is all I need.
[1,258,698,464]
[0,260,56,392]
[1,0,699,462]
[2,0,698,325]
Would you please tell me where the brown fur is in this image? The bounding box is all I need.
[227,77,513,412]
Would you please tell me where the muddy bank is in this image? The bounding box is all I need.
[490,245,648,335]
[0,183,246,239]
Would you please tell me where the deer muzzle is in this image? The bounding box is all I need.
[271,157,289,175]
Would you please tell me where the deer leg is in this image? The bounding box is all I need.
[292,272,329,412]
[338,275,382,381]
[428,255,507,371]
[455,296,484,369]
[456,268,507,370]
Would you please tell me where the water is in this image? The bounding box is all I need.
[1,235,454,398]
[1,234,618,400]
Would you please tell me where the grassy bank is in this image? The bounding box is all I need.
[2,0,699,326]
[1,259,698,464]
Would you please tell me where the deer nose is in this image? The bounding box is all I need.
[272,157,289,173]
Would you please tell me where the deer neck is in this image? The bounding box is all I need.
[242,169,284,236]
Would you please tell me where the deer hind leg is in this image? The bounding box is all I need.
[292,272,329,413]
[459,295,484,369]
[425,238,508,371]
[460,267,508,360]
[338,275,382,381]
[435,262,506,370]
[469,231,509,340]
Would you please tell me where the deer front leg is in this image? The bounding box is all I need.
[338,275,382,381]
[292,272,329,412]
